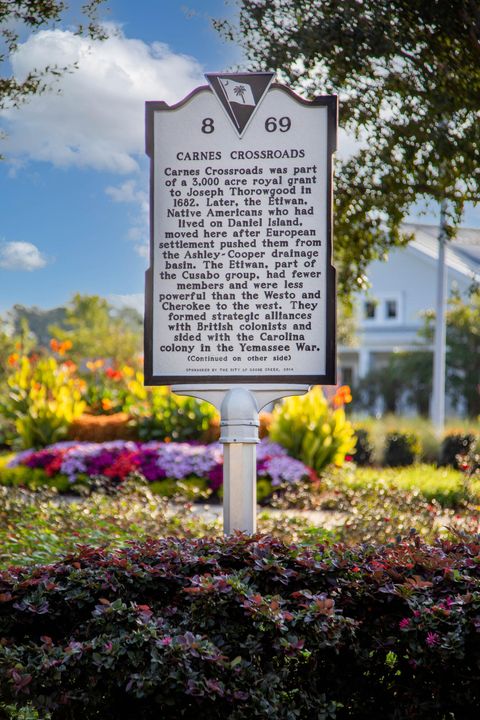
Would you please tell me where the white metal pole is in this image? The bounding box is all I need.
[219,386,259,535]
[223,443,257,534]
[431,198,448,432]
[172,384,308,534]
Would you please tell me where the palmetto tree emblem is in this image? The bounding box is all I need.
[206,72,274,136]
[233,84,247,103]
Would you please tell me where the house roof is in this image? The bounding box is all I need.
[402,223,480,282]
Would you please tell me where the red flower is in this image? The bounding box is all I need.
[45,456,63,477]
[104,452,140,480]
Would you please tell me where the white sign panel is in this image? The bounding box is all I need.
[145,73,337,385]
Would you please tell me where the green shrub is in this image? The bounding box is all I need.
[350,415,440,464]
[0,356,85,449]
[133,387,218,442]
[0,704,50,720]
[0,465,71,493]
[333,464,476,509]
[269,386,356,473]
[352,428,373,466]
[1,535,480,719]
[383,431,421,466]
[440,433,477,468]
[0,485,340,570]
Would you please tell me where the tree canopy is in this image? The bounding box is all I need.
[3,294,142,367]
[423,288,480,417]
[0,0,107,110]
[215,0,480,291]
[49,293,143,365]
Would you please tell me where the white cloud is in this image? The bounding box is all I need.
[106,177,149,257]
[109,292,144,316]
[1,27,204,173]
[0,241,49,270]
[106,179,147,207]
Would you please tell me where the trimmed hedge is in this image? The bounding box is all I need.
[384,431,421,467]
[440,433,477,468]
[0,534,479,719]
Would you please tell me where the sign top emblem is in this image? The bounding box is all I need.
[205,72,275,137]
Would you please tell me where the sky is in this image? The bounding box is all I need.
[0,0,241,315]
[0,0,479,317]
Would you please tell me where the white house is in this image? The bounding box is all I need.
[338,223,480,388]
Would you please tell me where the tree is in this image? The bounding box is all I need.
[422,289,480,417]
[9,304,67,348]
[215,1,480,292]
[355,351,432,416]
[49,293,143,365]
[0,0,108,111]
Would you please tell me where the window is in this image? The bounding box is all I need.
[386,299,398,319]
[361,293,403,325]
[364,301,376,319]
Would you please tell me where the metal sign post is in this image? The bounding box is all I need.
[172,384,308,533]
[145,73,337,534]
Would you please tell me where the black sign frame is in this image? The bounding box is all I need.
[144,82,337,386]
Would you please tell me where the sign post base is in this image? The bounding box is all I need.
[172,384,309,534]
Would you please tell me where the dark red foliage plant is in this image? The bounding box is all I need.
[0,533,479,719]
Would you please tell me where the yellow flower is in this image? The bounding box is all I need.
[86,359,105,371]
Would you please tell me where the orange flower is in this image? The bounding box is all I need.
[57,340,72,356]
[7,353,19,367]
[62,360,77,373]
[106,367,122,381]
[101,398,113,411]
[50,338,60,352]
[333,384,353,407]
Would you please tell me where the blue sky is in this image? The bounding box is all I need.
[0,0,240,314]
[0,0,479,316]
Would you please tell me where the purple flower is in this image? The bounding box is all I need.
[259,453,309,486]
[7,437,313,491]
[426,632,440,647]
[256,440,287,462]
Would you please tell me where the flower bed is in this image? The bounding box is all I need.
[2,439,316,500]
[0,534,479,718]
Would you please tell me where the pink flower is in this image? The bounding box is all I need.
[161,636,172,646]
[426,632,440,647]
[399,618,410,629]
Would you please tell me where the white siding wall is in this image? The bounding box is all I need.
[357,246,472,330]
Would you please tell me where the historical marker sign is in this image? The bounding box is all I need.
[145,73,337,385]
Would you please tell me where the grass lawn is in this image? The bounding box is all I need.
[334,463,480,507]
